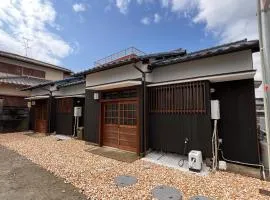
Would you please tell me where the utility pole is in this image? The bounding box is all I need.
[257,0,270,171]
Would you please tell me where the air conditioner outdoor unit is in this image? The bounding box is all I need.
[188,150,203,172]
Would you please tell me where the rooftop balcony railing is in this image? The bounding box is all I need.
[94,47,145,67]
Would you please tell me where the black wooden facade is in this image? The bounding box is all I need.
[83,79,260,163]
[211,79,259,164]
[148,81,212,158]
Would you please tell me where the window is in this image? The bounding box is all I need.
[104,102,137,126]
[119,103,137,126]
[149,81,207,114]
[57,98,72,113]
[102,89,137,100]
[104,103,118,124]
[22,67,45,78]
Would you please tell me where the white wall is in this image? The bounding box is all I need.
[150,50,253,83]
[53,83,85,96]
[30,86,51,97]
[85,50,253,87]
[29,83,85,97]
[86,63,148,87]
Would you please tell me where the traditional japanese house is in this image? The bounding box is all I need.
[0,51,72,132]
[79,40,260,164]
[23,76,85,135]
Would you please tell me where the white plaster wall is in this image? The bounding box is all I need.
[30,86,51,96]
[29,84,85,97]
[0,56,66,81]
[53,83,85,96]
[86,63,148,87]
[150,50,253,83]
[85,50,253,86]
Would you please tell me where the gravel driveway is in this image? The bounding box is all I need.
[0,133,270,200]
[0,145,86,200]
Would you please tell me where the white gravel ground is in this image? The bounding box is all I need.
[1,133,270,200]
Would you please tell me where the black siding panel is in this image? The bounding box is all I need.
[212,79,259,164]
[138,86,144,154]
[149,114,212,157]
[148,81,212,158]
[29,107,35,131]
[84,90,100,143]
[56,113,73,135]
[48,97,56,133]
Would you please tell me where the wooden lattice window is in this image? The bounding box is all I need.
[57,98,72,113]
[22,67,45,78]
[104,102,137,126]
[149,81,207,114]
[102,89,137,100]
[104,103,118,124]
[119,103,137,126]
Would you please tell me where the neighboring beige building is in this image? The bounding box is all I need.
[0,50,72,132]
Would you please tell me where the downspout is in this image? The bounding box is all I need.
[133,63,152,156]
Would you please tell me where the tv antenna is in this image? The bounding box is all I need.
[21,37,32,57]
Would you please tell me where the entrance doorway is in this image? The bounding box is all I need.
[102,101,138,153]
[34,100,48,133]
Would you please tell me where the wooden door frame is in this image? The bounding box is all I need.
[34,99,48,133]
[99,98,140,155]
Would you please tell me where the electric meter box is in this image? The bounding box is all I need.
[74,107,82,117]
[211,100,220,120]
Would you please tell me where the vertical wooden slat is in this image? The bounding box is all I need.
[196,82,199,113]
[184,83,186,113]
[174,84,176,113]
[180,84,182,113]
[165,86,167,114]
[203,82,206,113]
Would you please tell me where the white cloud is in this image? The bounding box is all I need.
[192,0,262,96]
[154,13,161,23]
[0,0,73,65]
[137,0,154,4]
[166,0,262,96]
[193,0,257,43]
[160,0,169,8]
[141,16,151,25]
[115,0,131,14]
[171,0,197,12]
[72,3,87,12]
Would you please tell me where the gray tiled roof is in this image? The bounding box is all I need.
[139,48,186,60]
[0,76,49,87]
[150,39,259,68]
[57,79,85,88]
[0,50,72,73]
[73,58,138,77]
[22,76,85,91]
[73,49,187,77]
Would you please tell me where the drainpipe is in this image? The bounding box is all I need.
[133,63,152,156]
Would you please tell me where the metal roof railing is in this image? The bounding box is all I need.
[94,47,145,66]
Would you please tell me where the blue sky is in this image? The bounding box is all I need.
[0,0,259,74]
[58,0,216,72]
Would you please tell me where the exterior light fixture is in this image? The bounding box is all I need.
[93,92,99,100]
